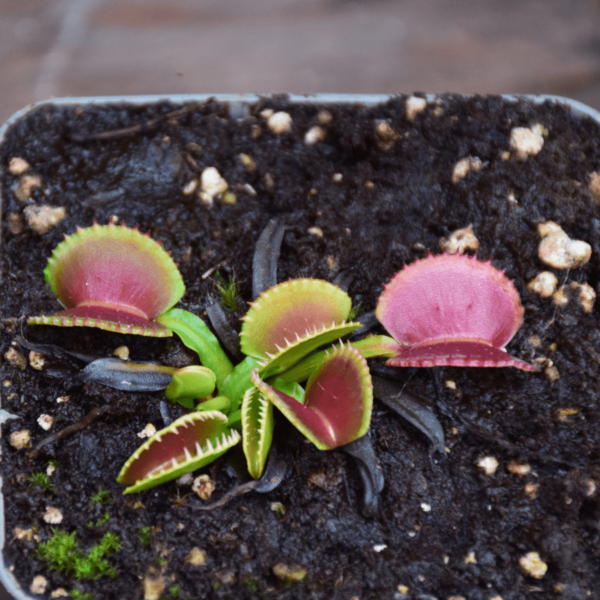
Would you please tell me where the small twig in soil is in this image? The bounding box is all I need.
[201,259,229,280]
[28,405,113,460]
[70,100,213,142]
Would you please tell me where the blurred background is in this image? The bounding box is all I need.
[1,0,600,598]
[1,0,600,126]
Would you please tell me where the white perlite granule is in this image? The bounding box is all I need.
[43,506,63,524]
[267,111,292,135]
[510,126,544,159]
[199,167,228,205]
[405,96,427,120]
[439,224,480,254]
[537,221,591,269]
[24,205,66,235]
[37,414,54,431]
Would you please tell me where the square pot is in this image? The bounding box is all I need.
[1,93,600,600]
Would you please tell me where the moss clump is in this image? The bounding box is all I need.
[90,488,112,505]
[26,471,54,494]
[214,272,241,312]
[87,512,110,529]
[348,301,362,322]
[137,525,151,547]
[69,590,95,599]
[35,529,121,580]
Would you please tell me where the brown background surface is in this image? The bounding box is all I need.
[1,1,600,599]
[1,0,600,126]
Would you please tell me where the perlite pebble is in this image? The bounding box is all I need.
[13,527,33,542]
[185,547,207,566]
[238,153,256,172]
[590,172,600,201]
[138,423,157,439]
[577,282,596,313]
[192,474,215,500]
[317,110,332,125]
[545,365,560,381]
[37,414,54,431]
[199,167,228,206]
[177,473,194,486]
[304,125,325,146]
[5,347,27,370]
[24,205,66,235]
[7,212,23,235]
[10,430,31,450]
[50,589,69,598]
[182,179,198,196]
[29,351,45,370]
[510,126,544,159]
[519,552,547,579]
[527,272,558,298]
[267,111,292,135]
[507,462,530,475]
[451,157,483,183]
[374,120,399,151]
[439,224,479,254]
[143,567,166,600]
[537,221,591,269]
[553,286,569,307]
[525,483,539,499]
[8,157,30,175]
[477,456,499,474]
[30,576,48,595]
[405,96,427,120]
[43,506,63,524]
[15,174,41,201]
[112,345,130,360]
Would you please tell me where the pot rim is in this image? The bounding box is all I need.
[2,93,600,145]
[1,91,599,600]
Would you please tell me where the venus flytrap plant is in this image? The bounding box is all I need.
[26,222,390,495]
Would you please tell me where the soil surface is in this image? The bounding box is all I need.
[1,95,600,600]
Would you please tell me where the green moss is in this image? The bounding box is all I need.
[87,512,110,528]
[69,589,95,599]
[153,556,168,567]
[26,471,54,494]
[90,488,112,505]
[137,526,151,547]
[215,272,241,312]
[245,578,258,593]
[35,529,121,581]
[348,301,362,321]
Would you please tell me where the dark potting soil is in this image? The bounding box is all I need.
[1,95,600,600]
